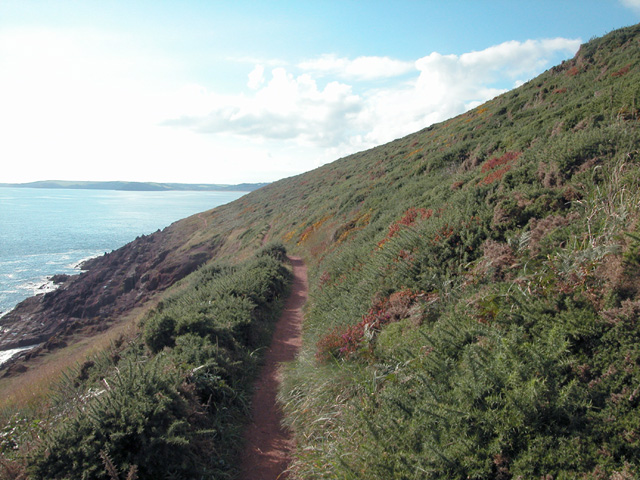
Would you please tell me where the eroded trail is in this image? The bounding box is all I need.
[238,256,307,480]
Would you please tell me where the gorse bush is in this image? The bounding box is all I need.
[144,250,289,354]
[30,356,197,480]
[26,244,290,479]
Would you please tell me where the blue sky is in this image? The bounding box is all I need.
[0,1,638,184]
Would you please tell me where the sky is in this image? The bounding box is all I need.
[0,1,638,185]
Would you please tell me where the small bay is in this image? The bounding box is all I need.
[0,187,246,315]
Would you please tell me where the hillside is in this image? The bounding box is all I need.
[2,23,640,479]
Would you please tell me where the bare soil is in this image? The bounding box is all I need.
[238,256,307,480]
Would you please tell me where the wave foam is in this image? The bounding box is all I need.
[0,344,38,367]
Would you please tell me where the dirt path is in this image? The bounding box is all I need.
[238,256,307,480]
[197,212,208,228]
[261,224,272,246]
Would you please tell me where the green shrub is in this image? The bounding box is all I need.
[143,313,176,353]
[30,357,201,480]
[257,241,287,262]
[25,248,291,479]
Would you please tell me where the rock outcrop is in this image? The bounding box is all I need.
[0,218,219,371]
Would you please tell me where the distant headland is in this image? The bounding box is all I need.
[0,180,268,192]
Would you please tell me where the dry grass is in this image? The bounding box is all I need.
[0,304,148,414]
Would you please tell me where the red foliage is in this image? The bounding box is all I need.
[481,167,511,185]
[479,151,521,185]
[316,289,425,361]
[481,151,521,173]
[567,65,580,76]
[319,271,331,288]
[378,207,433,247]
[611,64,631,78]
[395,249,415,263]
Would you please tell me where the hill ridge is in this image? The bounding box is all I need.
[0,180,268,192]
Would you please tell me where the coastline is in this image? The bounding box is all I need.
[0,344,39,367]
[0,188,247,318]
[0,254,94,319]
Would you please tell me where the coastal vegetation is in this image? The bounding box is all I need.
[1,245,289,478]
[2,23,640,479]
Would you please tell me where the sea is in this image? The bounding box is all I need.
[0,187,246,318]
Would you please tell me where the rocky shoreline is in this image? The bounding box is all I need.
[0,219,218,376]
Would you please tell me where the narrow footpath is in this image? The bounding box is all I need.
[239,256,307,480]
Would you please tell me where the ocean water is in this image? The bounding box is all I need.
[0,187,246,316]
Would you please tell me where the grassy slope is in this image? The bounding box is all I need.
[263,25,640,479]
[1,24,640,479]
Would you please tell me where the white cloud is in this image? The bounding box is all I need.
[247,64,266,90]
[0,26,581,184]
[166,37,580,157]
[621,0,640,12]
[299,54,414,80]
[359,38,580,146]
[459,38,581,77]
[164,68,363,148]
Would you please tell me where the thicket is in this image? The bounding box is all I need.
[1,244,290,479]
